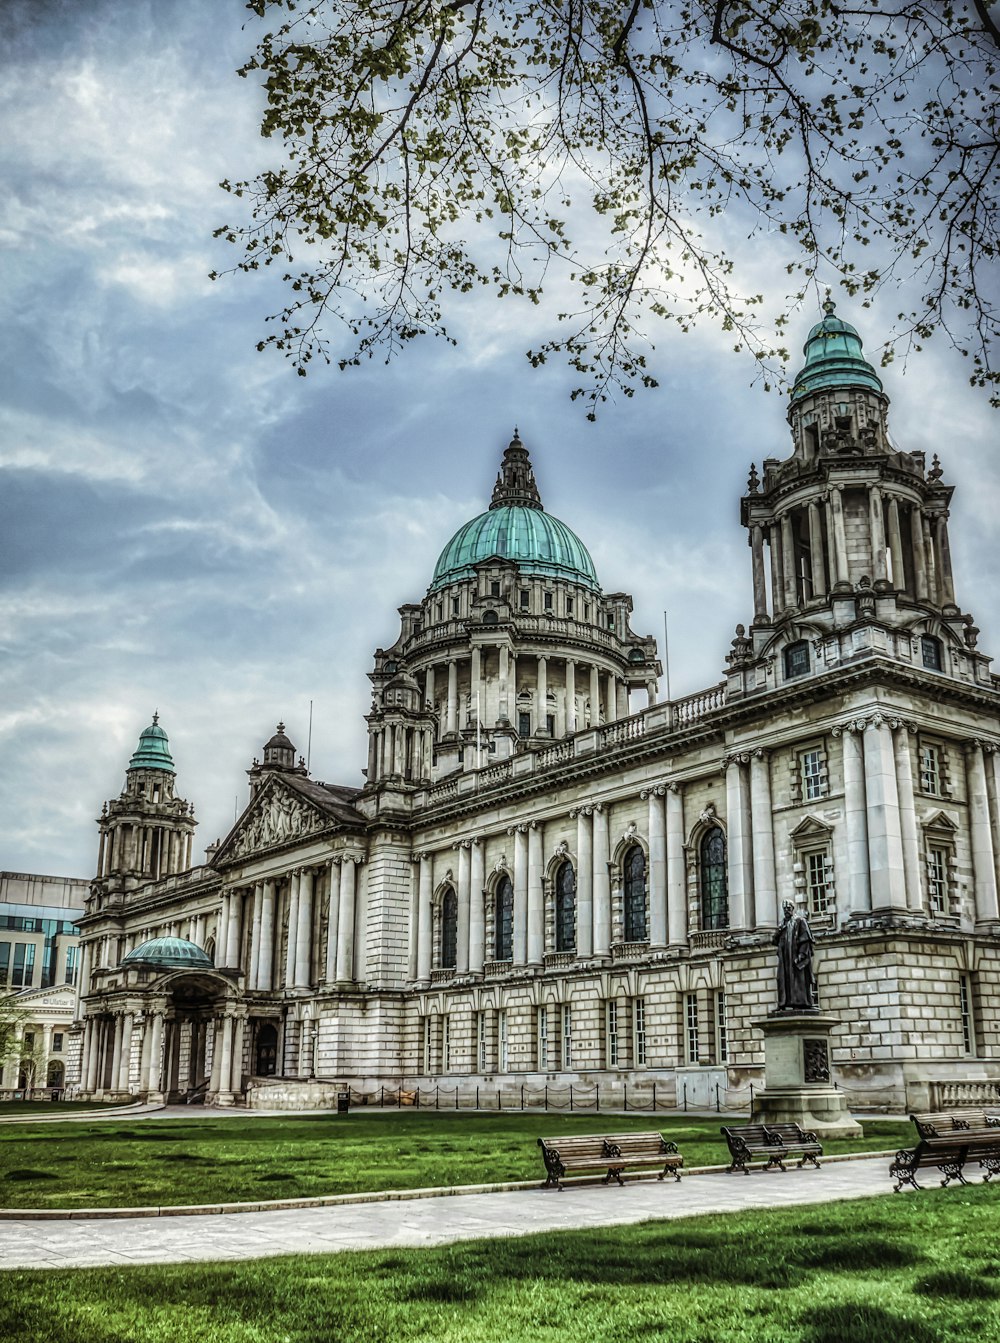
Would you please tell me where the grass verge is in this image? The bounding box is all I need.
[3,1185,1000,1341]
[0,1112,911,1209]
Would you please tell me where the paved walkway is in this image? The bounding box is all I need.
[0,1155,902,1270]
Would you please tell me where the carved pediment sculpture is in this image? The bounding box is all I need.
[229,785,325,858]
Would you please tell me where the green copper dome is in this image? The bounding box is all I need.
[429,432,601,593]
[120,936,213,971]
[790,300,884,405]
[128,713,175,772]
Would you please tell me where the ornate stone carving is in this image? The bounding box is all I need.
[229,788,323,857]
[803,1038,830,1083]
[493,854,509,872]
[698,804,717,826]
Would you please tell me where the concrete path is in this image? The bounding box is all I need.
[0,1155,903,1270]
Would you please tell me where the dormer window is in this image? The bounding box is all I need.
[784,641,810,679]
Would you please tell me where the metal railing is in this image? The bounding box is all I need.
[334,1079,755,1114]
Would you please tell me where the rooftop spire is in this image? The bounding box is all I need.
[489,430,543,511]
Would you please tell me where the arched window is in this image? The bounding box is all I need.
[440,888,458,969]
[784,641,810,679]
[494,875,514,962]
[555,861,576,953]
[921,635,943,671]
[623,846,647,942]
[700,827,728,930]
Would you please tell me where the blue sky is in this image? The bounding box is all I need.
[2,0,998,878]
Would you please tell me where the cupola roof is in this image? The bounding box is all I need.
[120,936,213,971]
[790,299,884,404]
[429,432,601,592]
[127,713,175,772]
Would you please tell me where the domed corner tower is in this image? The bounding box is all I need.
[93,713,198,904]
[365,430,662,788]
[729,300,992,698]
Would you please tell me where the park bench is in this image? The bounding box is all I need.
[537,1131,683,1191]
[889,1108,1000,1191]
[721,1122,823,1175]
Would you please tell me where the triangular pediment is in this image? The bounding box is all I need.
[214,775,352,866]
[923,809,958,834]
[790,814,834,843]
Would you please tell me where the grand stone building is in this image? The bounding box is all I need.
[74,305,1000,1111]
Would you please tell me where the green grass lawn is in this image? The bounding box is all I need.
[3,1185,999,1342]
[0,1100,129,1115]
[0,1111,912,1209]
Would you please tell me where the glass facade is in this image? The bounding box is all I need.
[0,903,79,990]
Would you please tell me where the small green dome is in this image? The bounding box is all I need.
[128,713,175,772]
[120,936,213,971]
[430,505,601,592]
[790,300,884,405]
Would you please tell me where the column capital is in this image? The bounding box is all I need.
[640,782,668,799]
[723,751,752,769]
[750,746,771,762]
[886,717,917,734]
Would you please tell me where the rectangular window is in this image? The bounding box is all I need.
[685,993,699,1064]
[801,748,826,801]
[518,711,531,738]
[544,591,553,610]
[478,1012,488,1072]
[928,847,949,913]
[566,597,574,616]
[959,974,974,1055]
[606,1000,619,1068]
[52,1032,64,1053]
[537,1007,548,1070]
[519,590,530,610]
[806,851,832,916]
[584,604,591,621]
[422,1017,432,1074]
[561,1005,573,1070]
[633,998,647,1067]
[499,1010,508,1071]
[490,580,501,597]
[443,1017,451,1072]
[920,743,941,795]
[23,1031,35,1055]
[435,603,443,623]
[11,943,35,989]
[546,713,555,736]
[0,942,10,988]
[64,945,78,986]
[715,991,729,1064]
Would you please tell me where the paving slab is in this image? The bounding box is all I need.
[0,1156,909,1270]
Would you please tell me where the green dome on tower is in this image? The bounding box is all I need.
[790,299,884,405]
[128,713,175,772]
[429,432,601,593]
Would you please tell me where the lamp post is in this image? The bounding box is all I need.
[310,1028,319,1080]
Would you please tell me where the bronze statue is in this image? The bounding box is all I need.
[774,899,816,1011]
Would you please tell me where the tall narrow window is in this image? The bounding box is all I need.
[921,635,943,671]
[806,851,833,917]
[422,1017,432,1074]
[685,993,700,1064]
[494,875,514,961]
[440,888,458,969]
[633,998,647,1066]
[928,846,949,913]
[498,1010,508,1071]
[561,1005,573,1069]
[555,862,577,952]
[623,846,647,941]
[800,748,827,801]
[537,1006,548,1070]
[959,974,974,1055]
[64,945,78,986]
[715,991,729,1064]
[919,743,941,795]
[518,711,531,738]
[784,641,810,679]
[606,1000,619,1067]
[478,1012,488,1072]
[700,827,728,930]
[443,1017,451,1071]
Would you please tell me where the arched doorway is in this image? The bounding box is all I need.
[255,1022,279,1076]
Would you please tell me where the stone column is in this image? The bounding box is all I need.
[73,941,90,1020]
[85,1018,100,1093]
[285,872,300,987]
[117,1013,134,1092]
[456,842,471,975]
[770,523,784,614]
[217,892,230,968]
[840,724,871,916]
[325,861,341,984]
[565,659,577,731]
[988,751,1000,899]
[225,889,243,970]
[725,754,752,930]
[646,785,667,948]
[294,868,314,988]
[417,855,433,986]
[425,665,436,727]
[231,1015,246,1093]
[967,741,999,922]
[148,1011,164,1094]
[470,646,482,724]
[592,805,611,957]
[604,674,615,726]
[923,515,938,602]
[887,497,905,591]
[109,1014,124,1093]
[407,859,420,982]
[527,823,544,966]
[749,748,777,930]
[217,1016,234,1097]
[666,784,687,945]
[891,722,923,911]
[446,659,458,735]
[469,840,485,974]
[869,485,887,581]
[335,858,358,984]
[590,665,601,725]
[248,883,264,991]
[863,715,907,911]
[780,513,796,608]
[937,514,956,605]
[537,657,548,734]
[751,523,768,619]
[911,507,928,600]
[498,645,510,723]
[828,487,849,586]
[576,808,594,957]
[512,825,529,965]
[259,879,276,990]
[807,501,826,599]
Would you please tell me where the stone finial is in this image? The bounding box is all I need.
[747,463,760,494]
[726,624,753,667]
[928,454,944,482]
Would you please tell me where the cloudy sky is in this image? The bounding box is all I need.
[2,0,998,880]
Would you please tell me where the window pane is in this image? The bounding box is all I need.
[441,889,458,968]
[623,846,647,941]
[700,828,728,929]
[555,862,576,952]
[784,641,810,679]
[495,876,513,961]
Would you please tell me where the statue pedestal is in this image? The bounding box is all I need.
[753,1012,862,1139]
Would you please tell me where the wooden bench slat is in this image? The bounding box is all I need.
[721,1123,823,1176]
[890,1109,1000,1191]
[537,1131,683,1190]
